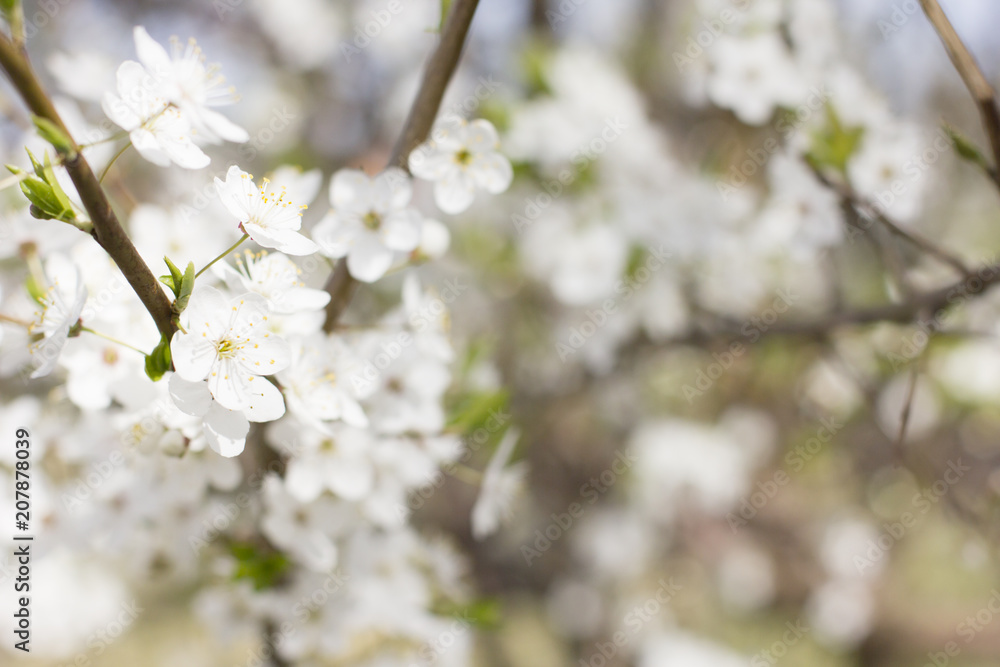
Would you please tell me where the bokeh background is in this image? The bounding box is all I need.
[6,0,1000,665]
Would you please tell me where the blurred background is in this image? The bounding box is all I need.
[6,0,1000,665]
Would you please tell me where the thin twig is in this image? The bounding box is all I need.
[321,0,482,332]
[0,34,175,340]
[920,0,1000,187]
[810,163,971,276]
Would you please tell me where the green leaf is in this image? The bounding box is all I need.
[32,116,76,157]
[806,105,864,175]
[173,262,196,314]
[446,389,509,437]
[41,152,75,218]
[162,257,184,297]
[159,275,177,292]
[144,335,172,382]
[433,598,501,628]
[229,542,289,590]
[439,0,453,30]
[944,124,992,173]
[25,147,44,180]
[20,178,63,220]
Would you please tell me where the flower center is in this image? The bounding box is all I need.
[216,338,238,358]
[363,211,382,230]
[455,149,473,166]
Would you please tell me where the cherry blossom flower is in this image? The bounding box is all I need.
[706,33,805,125]
[168,373,250,457]
[102,61,210,169]
[132,26,248,144]
[215,165,319,256]
[218,250,330,314]
[312,167,422,282]
[29,254,87,378]
[277,334,369,431]
[408,115,513,214]
[471,427,526,540]
[170,286,290,420]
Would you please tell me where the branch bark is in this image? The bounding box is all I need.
[0,34,176,340]
[322,0,481,331]
[920,0,1000,187]
[653,261,1000,348]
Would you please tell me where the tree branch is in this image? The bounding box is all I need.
[653,261,1000,348]
[321,0,481,331]
[920,0,1000,187]
[0,34,176,340]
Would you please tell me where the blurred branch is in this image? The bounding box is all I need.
[0,34,176,340]
[322,0,482,331]
[655,261,1000,347]
[810,163,971,277]
[920,0,1000,188]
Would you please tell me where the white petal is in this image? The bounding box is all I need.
[330,169,374,213]
[168,374,213,417]
[101,92,139,131]
[379,209,421,252]
[275,287,331,313]
[465,119,500,150]
[204,403,250,457]
[285,459,324,503]
[243,377,286,423]
[208,358,250,410]
[133,27,172,77]
[347,235,394,283]
[130,128,172,167]
[272,230,319,256]
[199,107,250,143]
[434,171,476,214]
[327,457,374,501]
[312,212,358,258]
[215,165,255,222]
[373,167,412,211]
[170,331,217,382]
[471,151,513,194]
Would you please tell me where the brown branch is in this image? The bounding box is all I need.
[920,0,1000,186]
[0,34,175,340]
[657,261,1000,347]
[809,163,971,277]
[322,0,481,331]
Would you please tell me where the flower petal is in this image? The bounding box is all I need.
[204,402,250,457]
[168,374,213,417]
[347,234,394,283]
[244,377,286,422]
